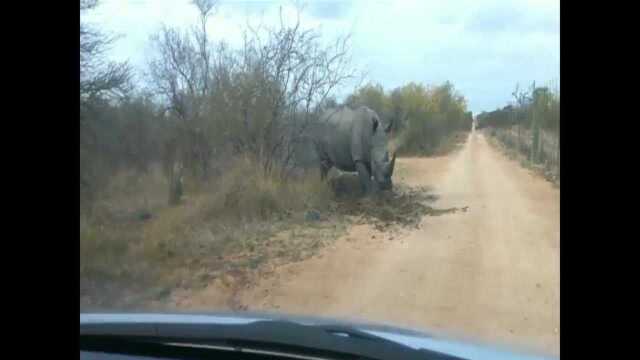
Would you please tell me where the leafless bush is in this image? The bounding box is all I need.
[146,2,221,203]
[80,1,132,104]
[147,4,358,200]
[81,0,135,208]
[209,8,358,178]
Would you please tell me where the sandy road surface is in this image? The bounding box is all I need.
[173,132,560,356]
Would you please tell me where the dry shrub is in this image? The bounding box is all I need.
[80,216,131,279]
[201,155,333,222]
[129,155,334,285]
[81,154,470,310]
[89,163,167,222]
[81,165,168,283]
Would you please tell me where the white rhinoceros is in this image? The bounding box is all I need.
[314,106,396,194]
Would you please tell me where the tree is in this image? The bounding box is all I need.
[511,83,531,149]
[80,0,133,207]
[481,80,559,168]
[147,0,221,194]
[207,6,358,178]
[147,2,357,198]
[369,81,470,155]
[345,83,389,119]
[80,0,132,108]
[192,0,218,96]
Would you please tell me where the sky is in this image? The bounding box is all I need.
[81,0,559,114]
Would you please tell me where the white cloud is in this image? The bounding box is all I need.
[82,0,559,113]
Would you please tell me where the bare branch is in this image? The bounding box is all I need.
[80,0,132,102]
[80,0,98,12]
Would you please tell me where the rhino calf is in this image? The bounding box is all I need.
[314,106,396,194]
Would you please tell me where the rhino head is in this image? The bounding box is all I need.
[370,119,396,191]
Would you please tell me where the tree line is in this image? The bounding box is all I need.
[476,81,559,134]
[344,81,472,155]
[478,80,560,179]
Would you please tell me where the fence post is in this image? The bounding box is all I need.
[540,130,544,166]
[530,112,535,163]
[556,134,560,178]
[517,116,521,152]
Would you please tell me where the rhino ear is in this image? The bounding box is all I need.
[372,117,379,133]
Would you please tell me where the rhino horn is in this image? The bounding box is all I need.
[387,152,397,177]
[385,120,393,133]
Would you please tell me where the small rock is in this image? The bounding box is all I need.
[198,272,210,281]
[135,209,153,221]
[554,328,558,334]
[536,283,541,288]
[153,287,172,299]
[305,210,321,222]
[221,274,237,288]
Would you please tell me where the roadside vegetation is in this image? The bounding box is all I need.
[344,82,472,156]
[80,0,474,309]
[478,81,560,186]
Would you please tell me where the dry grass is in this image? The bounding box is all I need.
[485,131,560,188]
[80,154,461,310]
[80,156,337,309]
[86,164,167,221]
[80,165,167,278]
[135,156,336,284]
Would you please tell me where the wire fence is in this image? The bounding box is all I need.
[490,125,560,184]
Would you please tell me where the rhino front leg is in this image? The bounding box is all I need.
[355,161,373,195]
[319,159,332,181]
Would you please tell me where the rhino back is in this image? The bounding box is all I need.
[317,107,371,172]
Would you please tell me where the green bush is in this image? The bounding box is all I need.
[346,81,471,156]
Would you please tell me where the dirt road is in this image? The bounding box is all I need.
[173,132,560,356]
